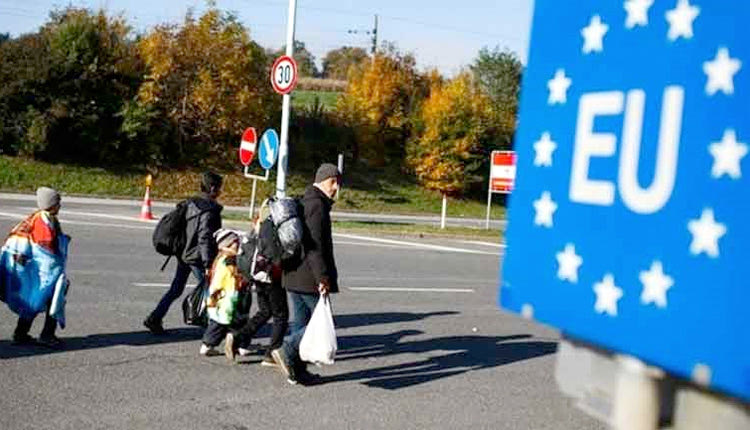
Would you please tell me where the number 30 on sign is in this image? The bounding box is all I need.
[271,55,298,95]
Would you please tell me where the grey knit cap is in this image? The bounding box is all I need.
[214,228,239,249]
[314,163,341,183]
[36,187,61,210]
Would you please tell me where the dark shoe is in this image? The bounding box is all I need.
[12,333,36,346]
[38,335,63,349]
[271,348,297,385]
[224,332,236,363]
[143,318,165,335]
[296,367,322,386]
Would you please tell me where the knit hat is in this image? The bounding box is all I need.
[214,228,239,249]
[314,163,341,183]
[36,187,61,210]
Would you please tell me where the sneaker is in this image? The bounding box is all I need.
[224,333,236,363]
[12,333,36,346]
[260,355,277,368]
[271,348,297,385]
[143,318,165,335]
[199,344,219,356]
[296,368,322,386]
[38,335,63,349]
[238,347,254,357]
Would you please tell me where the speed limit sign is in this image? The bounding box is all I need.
[270,55,298,95]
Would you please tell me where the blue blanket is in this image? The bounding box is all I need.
[0,234,69,322]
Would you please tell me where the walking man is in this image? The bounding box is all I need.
[272,163,340,385]
[144,172,223,334]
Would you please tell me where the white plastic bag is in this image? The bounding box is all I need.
[299,295,337,365]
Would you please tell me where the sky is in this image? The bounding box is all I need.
[0,0,534,76]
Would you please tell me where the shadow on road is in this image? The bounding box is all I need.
[0,327,204,359]
[322,332,556,390]
[334,311,458,329]
[0,311,459,359]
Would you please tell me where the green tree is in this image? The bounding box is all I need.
[321,46,368,80]
[0,8,143,163]
[470,46,523,148]
[136,6,278,166]
[274,40,318,77]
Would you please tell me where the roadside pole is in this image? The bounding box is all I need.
[275,0,297,198]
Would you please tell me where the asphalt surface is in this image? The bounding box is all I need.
[0,193,508,229]
[0,196,603,430]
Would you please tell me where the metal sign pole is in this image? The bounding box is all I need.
[486,187,492,230]
[275,0,297,199]
[249,178,258,220]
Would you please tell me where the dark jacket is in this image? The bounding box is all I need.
[283,185,338,294]
[181,193,223,269]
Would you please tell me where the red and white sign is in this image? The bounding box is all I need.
[239,127,257,166]
[270,55,299,95]
[490,150,516,194]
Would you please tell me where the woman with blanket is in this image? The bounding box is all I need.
[0,187,69,348]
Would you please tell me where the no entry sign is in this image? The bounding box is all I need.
[239,127,257,166]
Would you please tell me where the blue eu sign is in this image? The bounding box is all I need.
[500,0,749,401]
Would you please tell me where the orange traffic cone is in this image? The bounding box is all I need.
[139,186,155,221]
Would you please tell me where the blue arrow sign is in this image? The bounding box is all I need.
[500,0,749,401]
[258,129,279,170]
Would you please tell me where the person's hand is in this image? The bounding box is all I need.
[318,278,330,295]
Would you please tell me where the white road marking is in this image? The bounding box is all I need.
[11,207,160,223]
[333,233,501,256]
[457,240,506,248]
[348,287,475,293]
[132,283,197,288]
[343,275,495,284]
[0,211,152,230]
[0,210,500,256]
[334,240,419,250]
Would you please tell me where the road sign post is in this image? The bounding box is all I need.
[486,150,516,229]
[274,0,298,199]
[500,1,750,426]
[240,128,279,219]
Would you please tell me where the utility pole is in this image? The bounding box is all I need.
[275,0,297,198]
[347,14,378,62]
[371,14,378,56]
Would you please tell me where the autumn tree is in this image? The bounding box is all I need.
[321,46,368,80]
[135,6,278,166]
[406,72,497,197]
[336,46,428,166]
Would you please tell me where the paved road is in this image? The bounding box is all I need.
[0,196,602,430]
[0,193,508,229]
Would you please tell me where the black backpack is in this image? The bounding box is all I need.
[152,199,206,270]
[152,200,189,257]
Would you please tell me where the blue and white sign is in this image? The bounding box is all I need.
[258,129,279,170]
[500,0,749,401]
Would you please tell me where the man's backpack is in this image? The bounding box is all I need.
[152,200,189,257]
[268,196,304,261]
[152,199,206,270]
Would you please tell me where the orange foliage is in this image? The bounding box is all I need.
[407,72,496,196]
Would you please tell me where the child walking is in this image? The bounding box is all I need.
[200,229,251,356]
